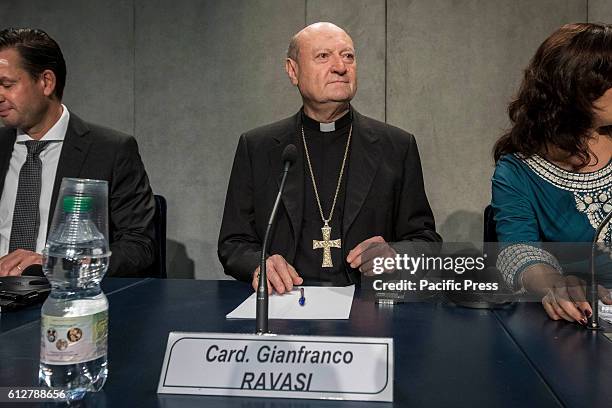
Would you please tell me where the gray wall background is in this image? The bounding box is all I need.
[1,0,609,279]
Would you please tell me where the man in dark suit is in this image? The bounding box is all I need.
[0,28,155,277]
[218,22,441,293]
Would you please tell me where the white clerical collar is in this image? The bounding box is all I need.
[16,104,70,142]
[319,122,336,132]
[302,109,352,133]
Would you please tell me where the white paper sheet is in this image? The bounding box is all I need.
[226,285,355,320]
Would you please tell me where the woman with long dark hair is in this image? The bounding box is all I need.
[492,23,612,324]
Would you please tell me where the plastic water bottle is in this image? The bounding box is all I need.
[39,195,111,401]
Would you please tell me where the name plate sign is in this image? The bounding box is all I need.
[157,332,393,402]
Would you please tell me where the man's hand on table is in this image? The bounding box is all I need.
[252,254,303,295]
[347,236,397,276]
[0,249,43,276]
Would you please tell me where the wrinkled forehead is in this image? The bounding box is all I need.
[299,28,354,54]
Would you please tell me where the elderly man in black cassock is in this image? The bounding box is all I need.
[218,22,441,293]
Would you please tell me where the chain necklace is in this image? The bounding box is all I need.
[301,123,352,267]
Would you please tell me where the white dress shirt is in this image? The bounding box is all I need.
[0,105,70,256]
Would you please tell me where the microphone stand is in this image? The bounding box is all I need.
[587,210,612,330]
[256,157,293,334]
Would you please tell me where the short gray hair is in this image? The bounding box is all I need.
[287,33,299,60]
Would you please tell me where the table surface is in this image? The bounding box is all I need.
[0,278,149,335]
[0,279,611,407]
[495,304,612,408]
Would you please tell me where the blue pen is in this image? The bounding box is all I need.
[299,287,306,306]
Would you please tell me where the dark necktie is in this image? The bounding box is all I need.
[8,140,52,253]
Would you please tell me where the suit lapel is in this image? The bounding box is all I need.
[269,112,304,257]
[343,110,381,236]
[48,114,92,229]
[0,128,17,200]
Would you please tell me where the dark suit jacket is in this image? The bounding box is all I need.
[218,109,441,283]
[0,113,156,277]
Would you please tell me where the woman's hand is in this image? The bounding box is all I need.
[541,274,612,324]
[521,264,612,324]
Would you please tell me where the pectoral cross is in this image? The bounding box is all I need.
[312,222,341,268]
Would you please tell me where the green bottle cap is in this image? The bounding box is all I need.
[63,195,93,213]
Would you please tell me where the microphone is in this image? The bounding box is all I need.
[280,144,298,170]
[587,209,612,330]
[256,144,297,334]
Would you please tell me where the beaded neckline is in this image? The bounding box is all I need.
[518,153,612,193]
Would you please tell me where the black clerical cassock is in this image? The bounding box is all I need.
[218,107,441,286]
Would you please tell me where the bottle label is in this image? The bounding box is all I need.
[40,310,108,365]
